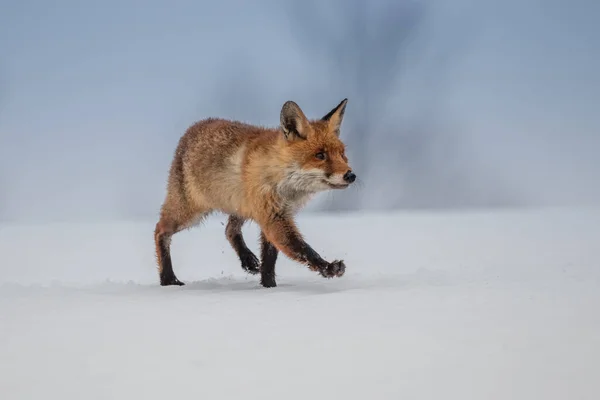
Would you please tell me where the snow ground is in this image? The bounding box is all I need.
[1,207,599,400]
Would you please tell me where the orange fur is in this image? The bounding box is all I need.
[155,99,356,287]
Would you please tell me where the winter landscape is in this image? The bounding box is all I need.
[1,206,599,399]
[2,0,599,399]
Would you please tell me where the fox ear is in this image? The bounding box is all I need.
[321,98,348,137]
[280,100,310,141]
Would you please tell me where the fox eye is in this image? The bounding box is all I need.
[315,151,326,160]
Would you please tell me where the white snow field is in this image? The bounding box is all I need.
[1,207,599,400]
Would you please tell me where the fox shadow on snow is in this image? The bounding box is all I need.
[170,267,454,295]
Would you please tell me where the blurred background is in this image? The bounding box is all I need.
[0,0,598,223]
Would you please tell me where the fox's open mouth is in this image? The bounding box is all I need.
[324,180,349,189]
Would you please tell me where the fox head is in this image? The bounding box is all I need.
[278,98,356,194]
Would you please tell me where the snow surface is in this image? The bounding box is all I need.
[1,207,599,399]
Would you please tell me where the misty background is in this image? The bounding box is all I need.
[0,0,598,223]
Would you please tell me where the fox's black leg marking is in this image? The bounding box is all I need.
[155,221,185,286]
[226,214,260,275]
[259,231,279,288]
[262,213,345,279]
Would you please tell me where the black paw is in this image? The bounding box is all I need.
[260,273,277,288]
[240,251,260,275]
[319,260,346,278]
[160,275,185,286]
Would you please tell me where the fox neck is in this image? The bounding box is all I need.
[250,135,319,214]
[275,163,319,213]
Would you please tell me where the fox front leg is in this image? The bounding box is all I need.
[259,231,279,288]
[260,214,346,279]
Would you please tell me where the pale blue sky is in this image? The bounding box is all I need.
[0,0,598,221]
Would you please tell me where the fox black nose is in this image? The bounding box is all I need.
[343,170,356,183]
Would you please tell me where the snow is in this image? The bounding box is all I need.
[1,207,599,399]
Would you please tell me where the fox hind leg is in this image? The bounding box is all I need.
[155,208,210,286]
[225,214,260,275]
[154,219,184,286]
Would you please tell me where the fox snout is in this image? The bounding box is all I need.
[324,169,356,189]
[343,170,356,183]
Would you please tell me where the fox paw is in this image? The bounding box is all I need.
[260,273,277,288]
[240,251,260,275]
[319,260,346,278]
[160,275,185,286]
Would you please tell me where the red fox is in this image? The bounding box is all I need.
[154,98,356,287]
